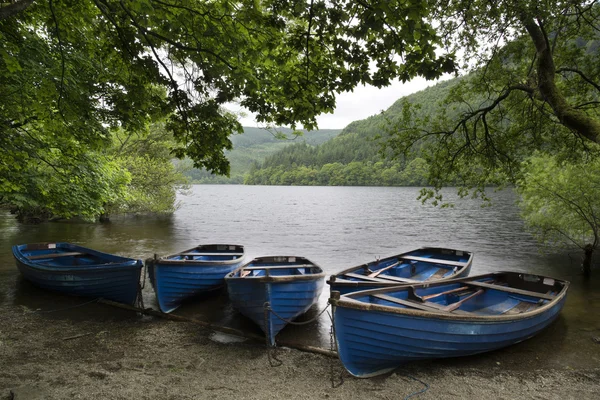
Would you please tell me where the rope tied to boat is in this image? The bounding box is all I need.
[328,310,344,388]
[263,302,331,326]
[262,302,331,368]
[140,261,147,290]
[24,298,100,313]
[402,374,430,399]
[136,262,146,310]
[263,304,283,367]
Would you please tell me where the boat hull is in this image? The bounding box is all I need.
[330,271,569,378]
[148,260,244,313]
[333,296,565,377]
[13,243,142,305]
[227,278,324,343]
[225,256,325,345]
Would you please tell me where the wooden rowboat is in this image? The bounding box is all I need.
[12,242,143,305]
[225,256,325,346]
[146,244,245,313]
[327,247,473,294]
[329,271,569,378]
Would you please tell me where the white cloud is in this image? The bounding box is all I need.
[229,76,451,130]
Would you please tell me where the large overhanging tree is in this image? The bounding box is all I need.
[1,0,455,220]
[382,1,600,273]
[384,0,600,197]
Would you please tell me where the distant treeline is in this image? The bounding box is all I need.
[244,159,429,186]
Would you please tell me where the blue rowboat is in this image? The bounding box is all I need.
[327,247,473,295]
[330,271,569,378]
[12,242,143,305]
[146,244,245,313]
[225,256,326,346]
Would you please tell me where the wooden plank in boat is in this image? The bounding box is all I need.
[342,272,420,284]
[243,265,312,270]
[401,255,466,267]
[504,301,536,315]
[368,261,402,278]
[342,272,394,283]
[373,294,471,314]
[376,274,421,284]
[373,294,447,312]
[28,252,85,260]
[444,289,484,311]
[421,279,495,300]
[465,281,555,300]
[178,253,243,257]
[427,268,450,281]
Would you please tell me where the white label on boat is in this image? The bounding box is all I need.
[229,245,235,250]
[48,243,56,249]
[543,278,555,286]
[289,257,296,262]
[456,251,463,256]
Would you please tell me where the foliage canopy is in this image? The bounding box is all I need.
[518,153,600,275]
[0,0,458,219]
[1,0,455,172]
[383,0,600,203]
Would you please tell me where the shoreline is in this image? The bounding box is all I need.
[1,300,599,400]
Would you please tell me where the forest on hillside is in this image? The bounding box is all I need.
[182,127,341,183]
[244,79,460,186]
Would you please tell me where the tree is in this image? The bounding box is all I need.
[518,153,600,277]
[5,152,131,223]
[0,0,456,171]
[105,123,188,218]
[1,0,457,220]
[382,1,600,202]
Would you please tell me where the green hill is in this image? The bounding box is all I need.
[244,78,461,186]
[181,127,342,183]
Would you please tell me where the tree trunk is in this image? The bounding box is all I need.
[583,244,593,278]
[521,17,600,144]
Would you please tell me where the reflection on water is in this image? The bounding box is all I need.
[0,185,597,353]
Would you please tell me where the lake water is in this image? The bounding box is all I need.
[1,185,597,355]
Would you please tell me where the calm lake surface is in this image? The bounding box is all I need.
[1,185,598,355]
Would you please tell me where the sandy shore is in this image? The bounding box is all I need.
[1,300,599,400]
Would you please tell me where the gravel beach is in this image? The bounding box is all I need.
[1,299,599,400]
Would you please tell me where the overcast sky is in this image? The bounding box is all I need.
[229,76,450,130]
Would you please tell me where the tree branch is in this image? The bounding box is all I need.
[118,1,236,70]
[48,0,65,114]
[557,67,600,93]
[0,0,34,20]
